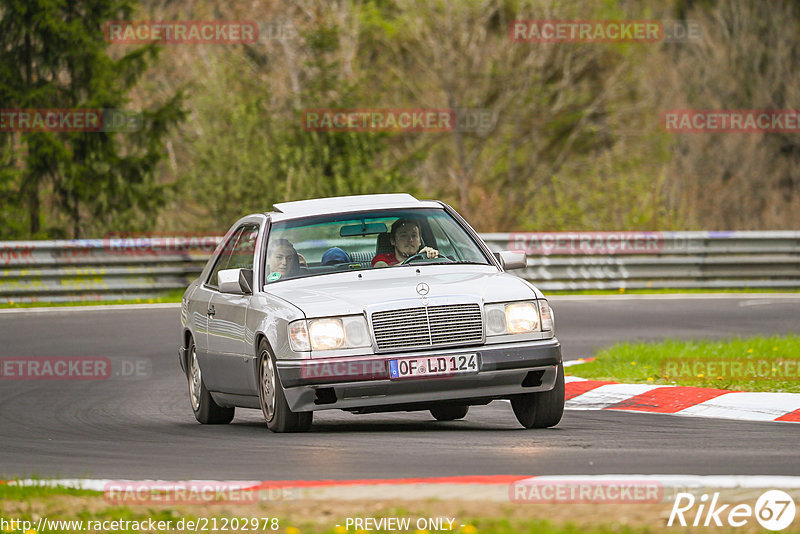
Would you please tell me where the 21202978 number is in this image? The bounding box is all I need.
[190,517,280,531]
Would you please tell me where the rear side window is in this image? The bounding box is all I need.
[207,224,259,288]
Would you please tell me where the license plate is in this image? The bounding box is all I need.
[388,353,479,379]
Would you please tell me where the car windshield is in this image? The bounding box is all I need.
[264,208,491,283]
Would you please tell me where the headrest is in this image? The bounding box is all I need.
[376,233,393,254]
[321,247,351,265]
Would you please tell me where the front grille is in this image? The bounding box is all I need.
[372,303,483,351]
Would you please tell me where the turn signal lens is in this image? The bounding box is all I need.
[538,300,554,332]
[288,321,310,352]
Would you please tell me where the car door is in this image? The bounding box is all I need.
[192,227,244,379]
[203,224,259,394]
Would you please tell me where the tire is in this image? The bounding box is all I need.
[430,405,469,421]
[186,338,234,424]
[511,362,565,429]
[257,340,312,433]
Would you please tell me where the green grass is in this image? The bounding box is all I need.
[570,335,800,392]
[0,289,184,309]
[0,481,98,499]
[0,485,661,534]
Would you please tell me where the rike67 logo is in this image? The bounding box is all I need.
[668,490,796,530]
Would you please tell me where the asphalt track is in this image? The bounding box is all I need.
[1,295,799,480]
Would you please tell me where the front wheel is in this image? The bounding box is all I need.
[186,339,234,424]
[258,340,312,433]
[510,362,565,429]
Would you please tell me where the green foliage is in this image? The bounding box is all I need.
[0,0,185,238]
[180,22,414,230]
[3,0,799,235]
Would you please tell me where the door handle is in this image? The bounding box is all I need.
[207,305,216,317]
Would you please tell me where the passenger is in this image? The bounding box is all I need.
[267,238,301,279]
[321,247,350,265]
[371,218,439,267]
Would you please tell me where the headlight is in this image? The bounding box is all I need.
[485,300,552,336]
[309,318,345,350]
[288,316,371,352]
[506,302,539,333]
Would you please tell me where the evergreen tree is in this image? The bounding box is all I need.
[0,0,185,238]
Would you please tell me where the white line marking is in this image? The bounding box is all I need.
[563,359,593,367]
[565,383,663,410]
[514,475,800,488]
[676,392,800,422]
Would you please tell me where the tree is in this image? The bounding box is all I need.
[656,0,800,229]
[179,4,414,230]
[0,0,185,238]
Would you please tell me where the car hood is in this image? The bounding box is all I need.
[263,265,543,318]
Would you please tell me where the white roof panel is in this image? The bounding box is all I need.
[271,193,439,219]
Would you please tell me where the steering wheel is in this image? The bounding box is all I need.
[400,252,453,265]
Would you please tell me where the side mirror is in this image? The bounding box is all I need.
[218,268,253,294]
[493,250,527,270]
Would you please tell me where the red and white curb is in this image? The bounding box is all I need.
[563,359,800,423]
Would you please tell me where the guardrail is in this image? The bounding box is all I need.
[484,231,800,291]
[1,231,798,302]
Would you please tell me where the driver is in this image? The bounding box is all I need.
[371,218,439,267]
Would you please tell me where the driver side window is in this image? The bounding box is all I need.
[207,224,258,288]
[228,225,259,270]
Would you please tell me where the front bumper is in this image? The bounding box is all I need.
[276,338,562,412]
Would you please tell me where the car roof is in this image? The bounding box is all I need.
[269,193,442,221]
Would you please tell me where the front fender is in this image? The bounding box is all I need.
[247,293,307,378]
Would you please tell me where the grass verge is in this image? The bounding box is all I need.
[569,334,800,392]
[0,289,184,309]
[0,484,712,534]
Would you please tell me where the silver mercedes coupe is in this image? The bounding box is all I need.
[178,194,564,432]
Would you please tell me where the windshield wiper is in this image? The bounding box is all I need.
[424,260,487,265]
